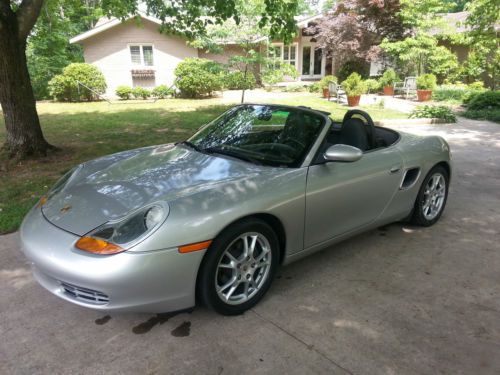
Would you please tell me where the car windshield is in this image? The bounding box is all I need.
[187,105,325,167]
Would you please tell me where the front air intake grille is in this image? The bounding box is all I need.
[61,282,109,305]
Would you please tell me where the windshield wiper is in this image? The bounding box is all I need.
[178,140,203,153]
[204,147,263,166]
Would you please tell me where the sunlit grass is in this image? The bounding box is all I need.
[0,93,407,233]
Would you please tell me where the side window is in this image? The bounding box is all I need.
[129,45,154,66]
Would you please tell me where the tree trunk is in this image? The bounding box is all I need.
[0,9,52,159]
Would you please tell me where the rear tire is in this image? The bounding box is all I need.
[411,166,449,226]
[197,219,279,315]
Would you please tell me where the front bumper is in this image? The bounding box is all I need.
[20,207,205,313]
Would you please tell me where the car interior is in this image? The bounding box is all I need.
[314,110,400,163]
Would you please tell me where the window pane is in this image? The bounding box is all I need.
[313,48,322,75]
[302,46,311,75]
[142,46,154,66]
[284,46,289,60]
[290,46,296,60]
[130,46,141,65]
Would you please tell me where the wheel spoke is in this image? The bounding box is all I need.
[248,235,258,259]
[217,276,237,293]
[225,283,239,301]
[219,262,235,270]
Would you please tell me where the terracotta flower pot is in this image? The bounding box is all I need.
[417,90,432,102]
[347,95,361,107]
[322,88,330,98]
[383,86,394,96]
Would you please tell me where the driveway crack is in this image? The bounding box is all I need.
[250,309,354,375]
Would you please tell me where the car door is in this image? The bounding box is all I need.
[304,147,403,248]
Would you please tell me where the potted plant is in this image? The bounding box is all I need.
[342,72,367,107]
[379,68,398,96]
[416,74,437,102]
[319,75,338,98]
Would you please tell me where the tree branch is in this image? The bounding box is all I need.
[16,0,44,40]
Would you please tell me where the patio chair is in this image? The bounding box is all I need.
[393,76,417,99]
[328,82,346,103]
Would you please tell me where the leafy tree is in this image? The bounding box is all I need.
[27,0,102,99]
[380,34,459,80]
[465,0,499,89]
[310,0,407,68]
[0,0,299,159]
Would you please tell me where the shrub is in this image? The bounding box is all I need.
[318,75,337,89]
[417,74,437,90]
[308,82,321,93]
[132,86,151,99]
[364,79,380,94]
[174,58,224,97]
[463,109,500,123]
[468,81,484,91]
[151,85,174,99]
[466,91,500,110]
[432,84,485,103]
[115,85,133,100]
[282,84,307,92]
[379,69,399,88]
[338,60,369,82]
[410,105,456,122]
[224,71,256,90]
[262,63,299,87]
[48,63,107,101]
[341,73,367,97]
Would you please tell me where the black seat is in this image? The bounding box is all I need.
[339,118,369,151]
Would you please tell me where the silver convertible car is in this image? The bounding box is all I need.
[21,105,451,315]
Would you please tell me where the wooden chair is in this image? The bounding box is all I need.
[393,76,417,99]
[328,82,346,103]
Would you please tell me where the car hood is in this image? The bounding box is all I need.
[42,144,269,235]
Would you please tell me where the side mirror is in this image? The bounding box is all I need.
[324,144,363,163]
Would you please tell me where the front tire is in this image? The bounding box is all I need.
[197,219,279,315]
[411,165,449,226]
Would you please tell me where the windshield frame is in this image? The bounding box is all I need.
[187,104,331,168]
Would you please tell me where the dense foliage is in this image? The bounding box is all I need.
[115,85,133,100]
[432,83,485,102]
[410,105,457,122]
[27,0,102,99]
[262,63,299,88]
[311,0,407,66]
[174,58,225,97]
[364,79,381,93]
[379,69,399,88]
[224,71,257,90]
[319,75,338,90]
[463,91,500,122]
[416,74,437,90]
[48,63,106,101]
[342,73,367,97]
[132,87,151,100]
[152,85,175,99]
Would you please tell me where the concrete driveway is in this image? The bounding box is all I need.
[1,118,499,375]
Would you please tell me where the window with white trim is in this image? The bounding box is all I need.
[129,45,154,66]
[283,45,297,67]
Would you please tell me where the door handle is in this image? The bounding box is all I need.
[390,166,402,174]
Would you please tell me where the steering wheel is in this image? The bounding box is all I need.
[342,110,377,149]
[281,137,306,150]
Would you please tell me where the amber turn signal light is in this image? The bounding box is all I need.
[37,195,48,208]
[75,236,124,255]
[178,240,212,253]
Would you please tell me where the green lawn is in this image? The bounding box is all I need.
[0,93,407,234]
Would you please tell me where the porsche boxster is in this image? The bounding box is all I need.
[20,105,451,315]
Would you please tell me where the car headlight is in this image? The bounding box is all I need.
[75,203,169,255]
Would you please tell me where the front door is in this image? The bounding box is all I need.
[301,44,323,79]
[304,148,403,248]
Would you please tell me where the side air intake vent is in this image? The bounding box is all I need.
[400,168,420,190]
